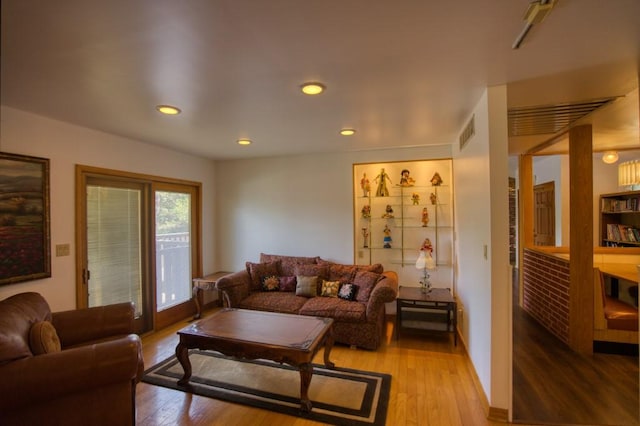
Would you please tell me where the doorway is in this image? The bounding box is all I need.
[533,181,555,246]
[75,166,201,333]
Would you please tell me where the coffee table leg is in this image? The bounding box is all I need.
[175,343,192,386]
[299,363,313,412]
[323,327,335,369]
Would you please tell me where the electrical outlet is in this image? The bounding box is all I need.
[56,244,70,257]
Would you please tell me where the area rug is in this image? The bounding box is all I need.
[142,349,391,426]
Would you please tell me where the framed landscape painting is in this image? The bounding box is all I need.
[0,152,51,285]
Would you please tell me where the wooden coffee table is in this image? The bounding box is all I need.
[175,308,335,412]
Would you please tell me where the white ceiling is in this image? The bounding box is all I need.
[1,0,639,160]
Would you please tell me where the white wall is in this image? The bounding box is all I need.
[214,146,452,272]
[452,86,511,414]
[0,106,217,311]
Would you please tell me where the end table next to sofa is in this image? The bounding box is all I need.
[192,271,232,319]
[396,286,457,346]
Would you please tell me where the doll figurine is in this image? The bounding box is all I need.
[411,193,420,205]
[430,172,443,186]
[374,168,392,196]
[383,225,392,248]
[421,207,429,227]
[430,192,437,205]
[381,204,394,219]
[361,204,371,219]
[399,169,415,187]
[360,173,371,197]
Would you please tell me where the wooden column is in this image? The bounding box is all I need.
[568,125,594,354]
[518,154,534,306]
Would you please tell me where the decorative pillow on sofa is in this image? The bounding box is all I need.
[278,276,297,292]
[354,270,383,302]
[328,264,357,283]
[338,283,357,301]
[29,321,61,355]
[320,280,340,297]
[355,263,384,274]
[262,275,280,292]
[296,275,319,297]
[246,260,281,291]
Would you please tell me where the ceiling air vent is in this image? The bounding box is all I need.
[508,97,616,137]
[459,115,475,150]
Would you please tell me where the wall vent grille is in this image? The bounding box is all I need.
[459,115,475,150]
[508,97,615,137]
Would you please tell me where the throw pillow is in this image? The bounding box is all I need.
[338,283,357,301]
[261,275,280,291]
[354,270,383,302]
[29,321,61,355]
[278,276,297,292]
[260,253,320,276]
[246,260,281,291]
[296,275,319,297]
[320,280,340,297]
[355,263,384,274]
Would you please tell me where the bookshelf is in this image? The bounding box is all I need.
[599,190,640,247]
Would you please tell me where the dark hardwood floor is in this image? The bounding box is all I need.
[512,272,639,425]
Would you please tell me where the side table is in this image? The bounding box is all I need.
[192,271,232,320]
[396,286,457,345]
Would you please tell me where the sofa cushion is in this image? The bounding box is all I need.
[29,321,61,355]
[296,275,319,297]
[278,276,297,292]
[294,264,329,282]
[338,283,358,301]
[320,280,340,297]
[260,253,319,276]
[328,264,357,283]
[261,275,280,292]
[356,263,384,274]
[246,260,281,291]
[238,292,308,314]
[299,297,366,322]
[354,271,383,302]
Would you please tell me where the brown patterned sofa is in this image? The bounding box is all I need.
[216,253,398,350]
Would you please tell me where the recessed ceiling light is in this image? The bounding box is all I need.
[340,129,356,136]
[237,139,252,146]
[300,82,326,95]
[156,105,181,115]
[602,151,619,164]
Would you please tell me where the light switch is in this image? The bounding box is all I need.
[56,244,70,257]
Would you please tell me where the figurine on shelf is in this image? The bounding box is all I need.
[411,192,420,205]
[421,207,429,227]
[361,204,371,219]
[420,238,433,255]
[362,228,369,248]
[381,204,394,219]
[383,224,392,248]
[399,169,415,187]
[430,192,437,205]
[360,173,371,197]
[374,168,392,197]
[430,172,443,186]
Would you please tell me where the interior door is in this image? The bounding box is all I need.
[534,181,556,246]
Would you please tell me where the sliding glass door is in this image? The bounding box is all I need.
[76,166,201,333]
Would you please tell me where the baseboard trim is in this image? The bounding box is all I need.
[459,331,510,423]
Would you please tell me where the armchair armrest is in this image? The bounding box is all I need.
[52,302,135,348]
[366,271,398,320]
[0,334,141,412]
[216,270,251,307]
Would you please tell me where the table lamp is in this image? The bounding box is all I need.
[415,250,436,293]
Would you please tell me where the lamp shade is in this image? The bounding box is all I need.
[415,251,426,270]
[618,160,640,187]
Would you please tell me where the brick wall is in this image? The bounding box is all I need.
[522,248,570,344]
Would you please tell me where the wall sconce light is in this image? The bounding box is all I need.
[602,151,619,164]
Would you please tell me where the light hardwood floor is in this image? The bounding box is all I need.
[136,308,511,426]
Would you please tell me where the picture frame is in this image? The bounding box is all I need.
[0,152,51,285]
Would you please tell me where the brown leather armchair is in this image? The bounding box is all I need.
[0,292,144,426]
